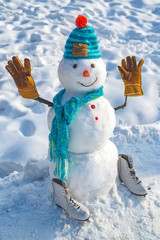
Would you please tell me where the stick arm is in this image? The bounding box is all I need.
[34,97,53,107]
[114,96,128,111]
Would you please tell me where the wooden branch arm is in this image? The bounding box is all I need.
[35,95,127,110]
[34,97,53,107]
[114,96,128,111]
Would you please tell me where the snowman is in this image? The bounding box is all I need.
[6,15,148,221]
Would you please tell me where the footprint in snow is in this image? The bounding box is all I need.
[19,120,36,137]
[30,33,42,42]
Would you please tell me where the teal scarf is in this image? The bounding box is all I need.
[49,86,104,181]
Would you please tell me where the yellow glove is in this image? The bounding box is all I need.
[118,56,144,97]
[6,56,39,99]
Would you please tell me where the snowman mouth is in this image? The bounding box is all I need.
[78,77,98,87]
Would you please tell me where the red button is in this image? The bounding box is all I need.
[91,104,96,109]
[95,117,98,121]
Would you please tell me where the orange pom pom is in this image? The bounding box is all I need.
[75,15,87,29]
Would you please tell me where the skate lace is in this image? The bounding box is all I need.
[65,188,80,210]
[129,168,141,184]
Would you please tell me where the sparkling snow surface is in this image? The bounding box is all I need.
[0,0,160,240]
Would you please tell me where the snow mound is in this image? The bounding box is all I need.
[23,158,49,181]
[0,162,23,178]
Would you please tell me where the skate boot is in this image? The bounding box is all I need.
[118,154,148,196]
[51,178,90,221]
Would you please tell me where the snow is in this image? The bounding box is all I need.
[0,0,160,239]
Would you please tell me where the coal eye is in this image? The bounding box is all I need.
[91,63,95,68]
[73,64,77,68]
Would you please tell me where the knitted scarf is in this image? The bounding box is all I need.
[49,86,104,181]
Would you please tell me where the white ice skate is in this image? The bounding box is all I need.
[118,154,148,196]
[51,178,90,221]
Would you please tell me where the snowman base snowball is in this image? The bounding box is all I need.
[49,140,118,200]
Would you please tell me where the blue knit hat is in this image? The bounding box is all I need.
[63,15,101,59]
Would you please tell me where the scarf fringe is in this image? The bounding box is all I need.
[49,140,70,181]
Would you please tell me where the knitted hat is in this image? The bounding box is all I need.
[63,15,101,59]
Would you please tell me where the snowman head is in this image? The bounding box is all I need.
[58,15,106,93]
[58,58,106,92]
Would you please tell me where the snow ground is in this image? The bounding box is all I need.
[0,0,160,239]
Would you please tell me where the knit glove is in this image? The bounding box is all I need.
[118,56,144,97]
[6,56,39,99]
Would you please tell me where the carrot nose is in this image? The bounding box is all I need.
[83,70,90,77]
